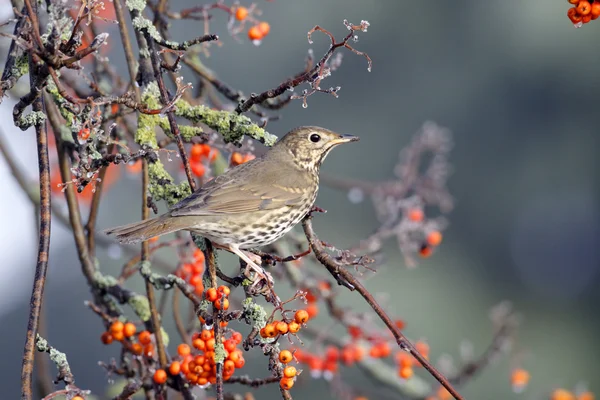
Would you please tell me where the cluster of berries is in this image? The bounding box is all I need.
[404,208,443,258]
[189,144,219,177]
[175,249,206,295]
[234,6,271,42]
[101,322,156,358]
[153,328,246,386]
[205,285,231,311]
[567,1,600,26]
[259,309,310,339]
[294,344,364,380]
[278,350,299,390]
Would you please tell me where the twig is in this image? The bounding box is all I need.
[172,287,189,343]
[206,240,224,400]
[143,29,196,191]
[113,379,142,400]
[20,8,52,394]
[142,159,169,372]
[302,217,464,400]
[223,375,279,386]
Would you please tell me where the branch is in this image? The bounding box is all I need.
[236,20,371,113]
[302,217,464,400]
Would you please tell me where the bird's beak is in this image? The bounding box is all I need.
[331,134,359,145]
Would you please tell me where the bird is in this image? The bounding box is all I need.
[104,126,358,286]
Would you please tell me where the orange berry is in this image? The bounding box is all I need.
[206,338,216,351]
[325,346,339,362]
[78,128,90,140]
[206,288,218,302]
[577,1,592,15]
[214,298,229,310]
[369,345,381,358]
[232,331,243,344]
[426,231,442,246]
[138,330,152,345]
[306,303,319,318]
[583,14,592,23]
[287,321,301,334]
[294,309,309,324]
[394,319,406,330]
[378,342,391,358]
[231,152,243,165]
[194,248,205,261]
[551,389,576,400]
[110,321,124,334]
[419,244,433,257]
[437,386,452,400]
[177,343,191,357]
[123,322,137,338]
[248,26,263,41]
[228,349,242,362]
[169,361,181,375]
[224,359,236,373]
[279,350,293,364]
[395,352,413,368]
[568,0,579,3]
[131,343,143,355]
[190,144,208,162]
[233,355,245,368]
[263,323,277,338]
[194,282,204,296]
[510,368,530,392]
[112,330,124,342]
[192,338,206,351]
[592,3,600,18]
[348,326,362,339]
[100,331,113,345]
[276,321,289,335]
[257,21,270,36]
[235,6,248,21]
[283,366,297,378]
[191,162,206,177]
[353,345,365,362]
[143,343,154,357]
[217,285,231,296]
[399,366,413,379]
[224,339,237,353]
[407,208,424,222]
[153,369,168,384]
[192,262,204,275]
[280,377,294,390]
[568,7,583,23]
[340,347,354,365]
[72,397,84,400]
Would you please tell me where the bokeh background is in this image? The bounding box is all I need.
[1,0,599,399]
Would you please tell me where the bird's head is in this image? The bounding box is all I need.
[272,126,359,172]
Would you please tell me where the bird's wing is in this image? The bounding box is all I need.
[169,160,309,217]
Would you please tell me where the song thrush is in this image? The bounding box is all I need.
[105,126,358,284]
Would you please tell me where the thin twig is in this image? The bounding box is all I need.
[206,240,224,400]
[20,7,51,394]
[142,159,169,372]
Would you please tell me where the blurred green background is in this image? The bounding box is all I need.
[1,0,599,399]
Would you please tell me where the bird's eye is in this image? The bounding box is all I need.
[309,133,321,143]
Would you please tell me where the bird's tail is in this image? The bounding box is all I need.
[103,215,189,244]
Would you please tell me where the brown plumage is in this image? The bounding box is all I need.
[104,126,358,281]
